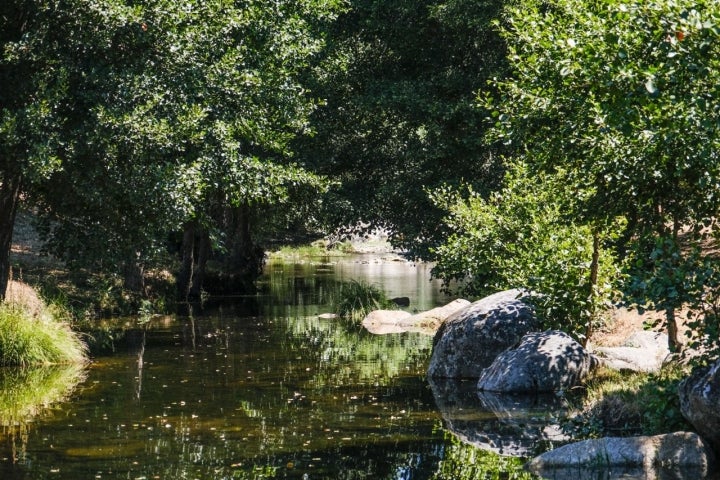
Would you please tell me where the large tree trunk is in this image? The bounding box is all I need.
[123,252,145,294]
[227,205,264,281]
[0,174,22,301]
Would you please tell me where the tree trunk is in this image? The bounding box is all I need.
[229,204,263,277]
[667,216,682,352]
[123,253,145,294]
[189,230,210,299]
[583,230,601,347]
[177,221,196,301]
[0,174,22,301]
[667,307,680,352]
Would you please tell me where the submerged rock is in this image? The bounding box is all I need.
[362,299,470,334]
[403,299,471,329]
[679,360,720,453]
[526,432,716,479]
[427,289,539,378]
[390,296,410,307]
[478,330,599,393]
[361,310,413,334]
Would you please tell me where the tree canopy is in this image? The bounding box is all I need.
[430,0,720,351]
[294,0,508,257]
[1,0,341,302]
[4,0,720,355]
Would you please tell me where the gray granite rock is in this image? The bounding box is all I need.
[526,432,715,479]
[478,330,599,393]
[427,289,539,378]
[679,360,720,453]
[594,331,670,373]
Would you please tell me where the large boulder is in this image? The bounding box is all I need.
[427,289,539,378]
[594,331,670,373]
[679,360,720,452]
[478,330,599,393]
[526,432,715,480]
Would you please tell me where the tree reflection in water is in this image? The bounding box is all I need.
[0,256,542,479]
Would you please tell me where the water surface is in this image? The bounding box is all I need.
[0,255,532,479]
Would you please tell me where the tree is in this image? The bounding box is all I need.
[2,0,341,301]
[488,0,720,350]
[294,0,508,257]
[0,1,65,300]
[431,162,624,343]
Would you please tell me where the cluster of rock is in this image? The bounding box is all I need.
[427,289,597,395]
[365,288,720,477]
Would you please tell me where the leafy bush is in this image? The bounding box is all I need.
[334,280,395,321]
[430,162,625,342]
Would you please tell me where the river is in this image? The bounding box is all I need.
[0,254,537,479]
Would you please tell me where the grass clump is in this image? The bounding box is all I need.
[335,280,396,321]
[0,286,87,366]
[564,364,691,438]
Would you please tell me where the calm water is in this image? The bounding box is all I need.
[0,255,535,479]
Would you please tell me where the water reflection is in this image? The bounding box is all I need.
[0,315,447,478]
[0,364,87,464]
[260,254,448,316]
[0,256,543,479]
[428,377,569,457]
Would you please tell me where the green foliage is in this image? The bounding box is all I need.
[431,431,533,480]
[0,303,87,366]
[431,162,625,341]
[334,280,396,321]
[490,0,720,351]
[630,236,720,361]
[295,0,509,257]
[2,0,342,298]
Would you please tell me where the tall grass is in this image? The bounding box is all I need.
[267,240,354,260]
[335,280,396,321]
[0,301,87,366]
